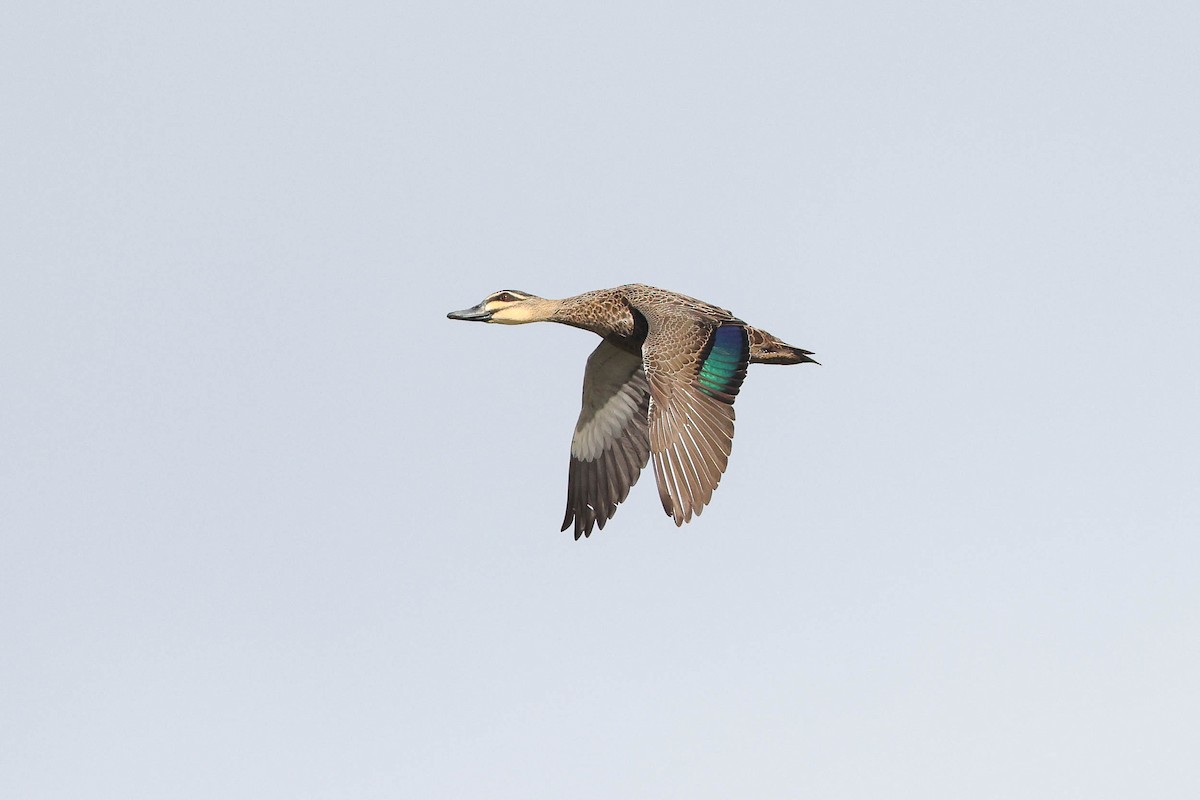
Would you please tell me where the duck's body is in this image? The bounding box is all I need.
[448,284,816,538]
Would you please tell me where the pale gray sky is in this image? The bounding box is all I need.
[3,2,1198,798]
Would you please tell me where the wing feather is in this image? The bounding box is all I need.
[643,319,750,525]
[561,339,652,539]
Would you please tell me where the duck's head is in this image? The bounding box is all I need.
[447,289,555,324]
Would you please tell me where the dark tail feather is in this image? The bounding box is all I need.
[748,326,816,367]
[746,326,819,365]
[790,346,819,365]
[761,345,819,365]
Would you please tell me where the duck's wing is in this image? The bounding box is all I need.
[562,339,652,539]
[642,318,750,525]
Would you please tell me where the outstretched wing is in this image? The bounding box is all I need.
[562,339,652,539]
[643,320,749,525]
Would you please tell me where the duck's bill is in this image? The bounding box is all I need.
[447,303,491,322]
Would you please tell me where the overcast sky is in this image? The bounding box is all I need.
[3,2,1198,798]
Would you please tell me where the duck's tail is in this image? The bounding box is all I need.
[746,326,819,365]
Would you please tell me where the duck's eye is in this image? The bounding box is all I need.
[495,292,516,302]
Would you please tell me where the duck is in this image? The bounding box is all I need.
[447,284,816,539]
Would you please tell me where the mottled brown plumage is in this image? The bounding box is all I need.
[447,284,816,538]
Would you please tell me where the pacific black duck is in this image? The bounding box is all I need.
[447,284,816,538]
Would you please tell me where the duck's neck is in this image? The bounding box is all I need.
[549,290,638,339]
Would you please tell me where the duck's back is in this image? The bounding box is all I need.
[618,284,815,366]
[616,284,740,326]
